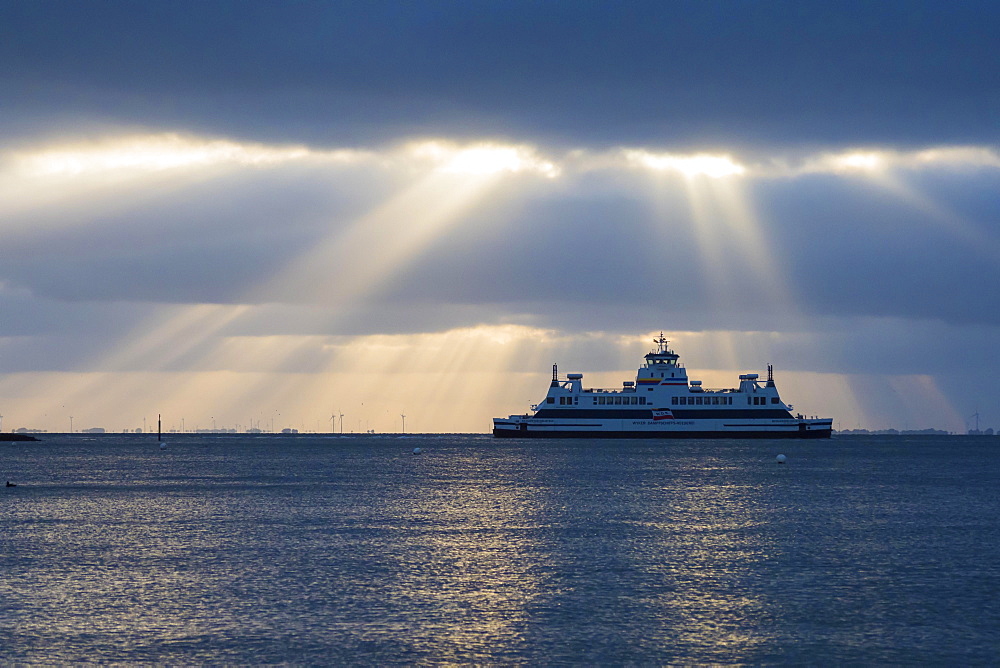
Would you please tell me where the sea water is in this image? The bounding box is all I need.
[2,434,998,664]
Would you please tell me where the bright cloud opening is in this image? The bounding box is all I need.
[786,146,1000,178]
[11,134,370,178]
[812,151,888,174]
[405,140,560,177]
[625,150,747,178]
[909,147,1000,169]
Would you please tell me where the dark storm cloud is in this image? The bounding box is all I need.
[2,0,999,147]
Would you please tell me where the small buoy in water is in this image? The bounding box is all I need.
[159,442,167,450]
[412,447,422,455]
[776,454,786,464]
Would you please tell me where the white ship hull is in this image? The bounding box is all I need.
[493,416,833,438]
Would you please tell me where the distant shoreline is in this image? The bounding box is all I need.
[836,429,995,437]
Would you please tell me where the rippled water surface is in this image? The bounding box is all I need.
[2,433,999,664]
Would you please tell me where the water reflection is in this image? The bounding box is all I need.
[0,438,780,663]
[2,447,268,660]
[646,474,775,659]
[4,435,999,663]
[498,444,778,663]
[345,448,548,662]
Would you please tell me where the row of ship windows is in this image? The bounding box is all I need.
[673,396,779,406]
[593,396,645,405]
[672,396,734,405]
[550,396,649,405]
[549,395,780,407]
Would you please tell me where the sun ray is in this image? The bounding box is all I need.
[0,134,563,432]
[5,135,997,433]
[98,140,560,422]
[0,134,373,235]
[626,149,794,316]
[863,171,1000,256]
[776,146,1000,255]
[253,169,500,305]
[886,374,964,431]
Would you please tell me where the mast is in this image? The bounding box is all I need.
[654,332,668,353]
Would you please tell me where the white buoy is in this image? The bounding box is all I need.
[412,447,422,455]
[776,454,786,464]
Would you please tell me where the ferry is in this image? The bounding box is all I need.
[493,334,832,438]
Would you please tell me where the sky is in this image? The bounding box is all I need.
[1,0,998,434]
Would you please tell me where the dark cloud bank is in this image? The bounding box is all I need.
[2,0,999,148]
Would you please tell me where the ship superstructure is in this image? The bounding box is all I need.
[492,333,832,438]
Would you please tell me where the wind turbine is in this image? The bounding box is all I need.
[339,410,344,434]
[401,412,406,434]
